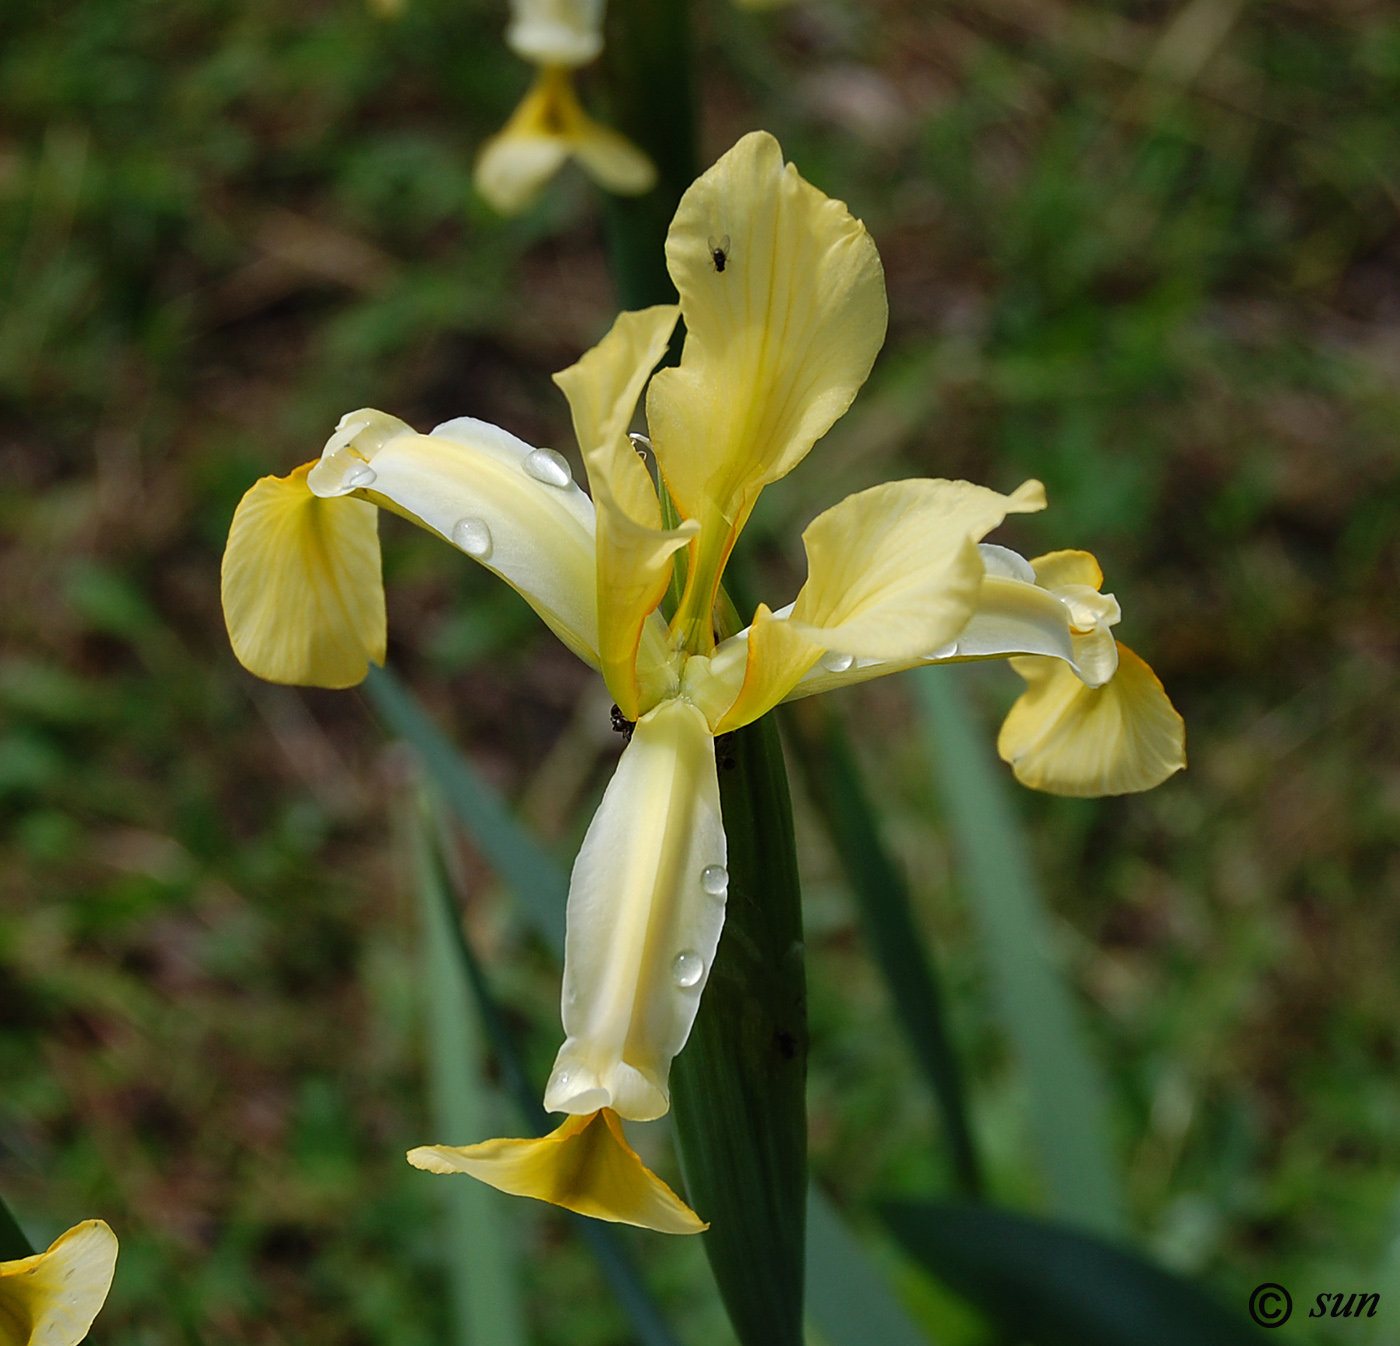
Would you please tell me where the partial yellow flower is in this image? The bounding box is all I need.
[222,129,1184,1234]
[409,1108,705,1235]
[476,66,655,216]
[0,1220,118,1346]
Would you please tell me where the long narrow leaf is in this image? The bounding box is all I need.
[913,666,1125,1236]
[807,1188,934,1346]
[411,800,528,1346]
[784,703,982,1200]
[883,1201,1262,1346]
[365,665,566,951]
[370,663,935,1346]
[0,1193,34,1259]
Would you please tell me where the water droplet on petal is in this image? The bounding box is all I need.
[344,464,377,489]
[928,641,958,661]
[671,950,705,988]
[451,516,493,558]
[523,447,573,487]
[701,864,728,898]
[821,650,855,673]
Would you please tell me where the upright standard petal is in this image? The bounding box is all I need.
[555,306,694,718]
[998,645,1186,796]
[476,67,655,216]
[409,1109,706,1235]
[545,698,725,1121]
[647,131,887,649]
[222,463,385,688]
[506,0,604,67]
[309,410,601,667]
[0,1220,118,1346]
[714,478,1045,731]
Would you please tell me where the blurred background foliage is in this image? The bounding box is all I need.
[1,0,1399,1342]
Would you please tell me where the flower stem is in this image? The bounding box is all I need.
[599,0,696,310]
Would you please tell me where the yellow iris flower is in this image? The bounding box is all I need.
[221,130,1184,1234]
[0,1221,118,1346]
[475,0,656,215]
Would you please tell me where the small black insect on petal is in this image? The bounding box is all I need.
[708,232,731,273]
[610,704,635,745]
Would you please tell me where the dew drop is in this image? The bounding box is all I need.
[701,864,728,898]
[821,650,855,673]
[344,463,377,489]
[671,950,705,988]
[523,447,573,488]
[451,516,493,558]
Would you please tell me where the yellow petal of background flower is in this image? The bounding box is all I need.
[0,1220,118,1346]
[408,1109,705,1235]
[221,463,385,689]
[998,643,1186,796]
[571,121,658,198]
[309,411,601,668]
[475,67,655,215]
[646,130,887,647]
[555,306,694,717]
[544,698,725,1122]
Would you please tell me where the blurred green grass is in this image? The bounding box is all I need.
[1,0,1399,1342]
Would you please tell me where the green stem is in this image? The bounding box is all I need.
[599,0,696,309]
[670,716,808,1346]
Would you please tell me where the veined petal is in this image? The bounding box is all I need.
[555,306,693,717]
[475,68,655,215]
[0,1220,118,1346]
[545,698,725,1122]
[506,0,604,67]
[408,1109,705,1235]
[309,410,601,667]
[714,478,1045,731]
[222,463,385,688]
[647,130,887,647]
[998,644,1186,796]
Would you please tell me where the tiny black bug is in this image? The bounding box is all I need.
[708,233,731,273]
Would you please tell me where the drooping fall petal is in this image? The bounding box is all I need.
[646,130,887,647]
[0,1220,118,1346]
[408,1109,705,1235]
[998,644,1186,796]
[475,67,655,216]
[714,478,1045,731]
[544,698,726,1122]
[554,305,694,717]
[222,463,385,689]
[309,410,601,667]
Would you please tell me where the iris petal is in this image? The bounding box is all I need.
[998,644,1186,796]
[0,1220,118,1346]
[222,463,385,689]
[545,698,725,1122]
[408,1109,705,1235]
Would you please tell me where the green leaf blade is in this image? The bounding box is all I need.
[883,1201,1264,1346]
[914,665,1125,1237]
